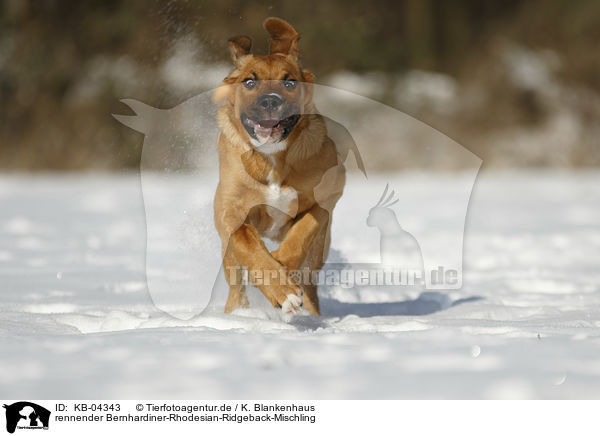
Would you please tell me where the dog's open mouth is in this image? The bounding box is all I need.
[241,113,301,144]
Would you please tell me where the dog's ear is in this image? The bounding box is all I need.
[228,35,252,65]
[212,84,232,104]
[263,17,300,59]
[301,69,315,83]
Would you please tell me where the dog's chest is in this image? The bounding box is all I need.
[265,182,297,213]
[261,178,298,239]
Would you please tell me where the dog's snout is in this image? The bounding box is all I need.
[257,93,284,111]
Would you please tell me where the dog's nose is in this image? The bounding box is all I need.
[257,93,284,111]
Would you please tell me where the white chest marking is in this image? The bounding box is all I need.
[263,179,298,239]
[251,139,287,155]
[265,183,297,212]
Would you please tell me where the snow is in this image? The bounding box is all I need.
[1,171,599,399]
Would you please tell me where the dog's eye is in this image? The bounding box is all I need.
[242,78,256,89]
[283,79,297,90]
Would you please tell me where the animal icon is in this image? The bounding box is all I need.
[367,184,424,287]
[3,402,50,434]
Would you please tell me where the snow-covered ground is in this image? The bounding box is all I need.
[1,171,599,399]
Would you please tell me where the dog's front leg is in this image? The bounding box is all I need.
[271,161,345,271]
[271,204,330,271]
[227,223,304,313]
[271,204,331,316]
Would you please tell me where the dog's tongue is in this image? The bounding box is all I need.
[258,119,279,129]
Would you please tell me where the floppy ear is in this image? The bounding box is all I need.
[212,84,232,104]
[263,17,301,59]
[228,35,252,65]
[301,69,315,83]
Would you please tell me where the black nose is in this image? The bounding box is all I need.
[257,93,284,111]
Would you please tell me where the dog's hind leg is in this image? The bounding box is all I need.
[301,224,331,316]
[223,247,249,313]
[301,284,320,316]
[224,284,248,314]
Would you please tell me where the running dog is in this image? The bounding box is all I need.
[213,17,345,316]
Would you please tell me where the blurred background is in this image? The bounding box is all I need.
[1,0,599,170]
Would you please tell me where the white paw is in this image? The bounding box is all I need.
[281,294,303,314]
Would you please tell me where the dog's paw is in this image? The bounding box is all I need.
[281,293,303,314]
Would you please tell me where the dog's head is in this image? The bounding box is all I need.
[216,18,315,151]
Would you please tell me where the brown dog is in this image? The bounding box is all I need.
[213,17,345,316]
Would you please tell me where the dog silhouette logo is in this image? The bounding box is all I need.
[113,82,481,318]
[3,402,50,433]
